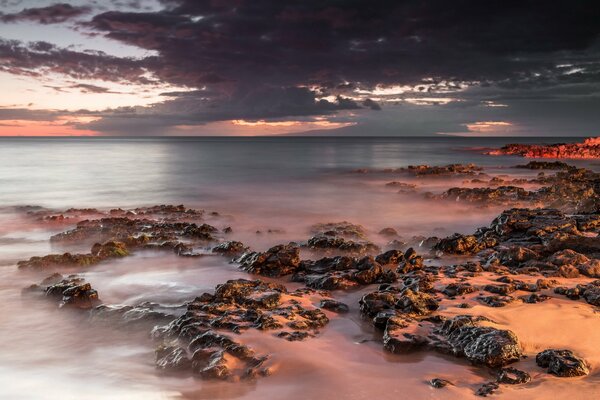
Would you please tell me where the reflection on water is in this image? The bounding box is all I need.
[0,137,598,399]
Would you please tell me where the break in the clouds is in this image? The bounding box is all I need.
[0,0,599,135]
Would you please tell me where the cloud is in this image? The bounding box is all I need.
[0,39,152,84]
[0,3,91,24]
[1,1,600,135]
[75,86,366,134]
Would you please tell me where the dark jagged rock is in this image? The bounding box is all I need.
[478,295,515,307]
[360,288,439,318]
[375,249,405,265]
[476,382,499,397]
[309,221,368,240]
[516,161,572,170]
[91,302,180,328]
[34,275,101,309]
[488,137,600,159]
[397,247,424,273]
[434,233,497,255]
[378,227,399,237]
[435,186,531,205]
[436,316,522,368]
[405,163,484,177]
[296,255,398,290]
[442,282,478,297]
[519,293,550,304]
[236,244,301,277]
[18,206,221,269]
[319,299,350,313]
[496,367,531,384]
[18,252,103,270]
[277,331,311,341]
[484,284,516,296]
[152,279,329,379]
[430,378,453,388]
[212,241,248,256]
[536,349,590,377]
[305,235,380,255]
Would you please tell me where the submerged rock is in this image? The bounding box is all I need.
[212,240,248,256]
[496,367,531,384]
[29,274,101,309]
[430,378,453,388]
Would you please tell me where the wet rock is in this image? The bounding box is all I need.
[298,255,397,290]
[319,299,350,313]
[516,161,572,170]
[582,285,600,306]
[437,316,522,368]
[305,235,380,255]
[478,295,515,307]
[152,279,328,379]
[548,249,590,267]
[156,345,192,372]
[536,349,590,377]
[436,186,530,205]
[442,282,478,297]
[384,321,429,353]
[484,284,516,296]
[556,265,580,278]
[434,233,497,255]
[360,289,439,318]
[476,382,499,397]
[578,259,600,278]
[91,302,179,328]
[309,221,368,240]
[378,227,399,237]
[212,241,248,256]
[519,293,550,304]
[396,289,439,316]
[375,249,405,265]
[404,163,484,177]
[430,378,453,388]
[489,137,600,159]
[277,331,311,341]
[17,252,101,270]
[397,247,424,273]
[42,275,101,309]
[496,367,531,384]
[236,244,300,277]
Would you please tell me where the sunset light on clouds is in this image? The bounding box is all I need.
[0,1,599,136]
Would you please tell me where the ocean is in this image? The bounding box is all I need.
[0,136,597,399]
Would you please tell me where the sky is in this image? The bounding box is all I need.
[0,0,599,136]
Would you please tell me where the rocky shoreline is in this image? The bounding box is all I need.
[487,137,600,159]
[10,157,600,397]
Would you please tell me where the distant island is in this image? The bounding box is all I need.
[488,137,600,159]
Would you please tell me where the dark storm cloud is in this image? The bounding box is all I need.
[79,86,364,134]
[0,3,90,24]
[0,39,152,83]
[85,0,600,89]
[2,0,600,134]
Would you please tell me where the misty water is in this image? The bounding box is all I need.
[1,137,598,399]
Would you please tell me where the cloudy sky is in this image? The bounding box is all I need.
[0,0,599,136]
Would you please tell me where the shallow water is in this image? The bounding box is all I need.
[0,137,599,399]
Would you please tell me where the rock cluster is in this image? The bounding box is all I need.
[24,274,100,309]
[488,137,600,159]
[151,279,331,379]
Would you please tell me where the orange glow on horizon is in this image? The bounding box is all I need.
[0,116,100,136]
